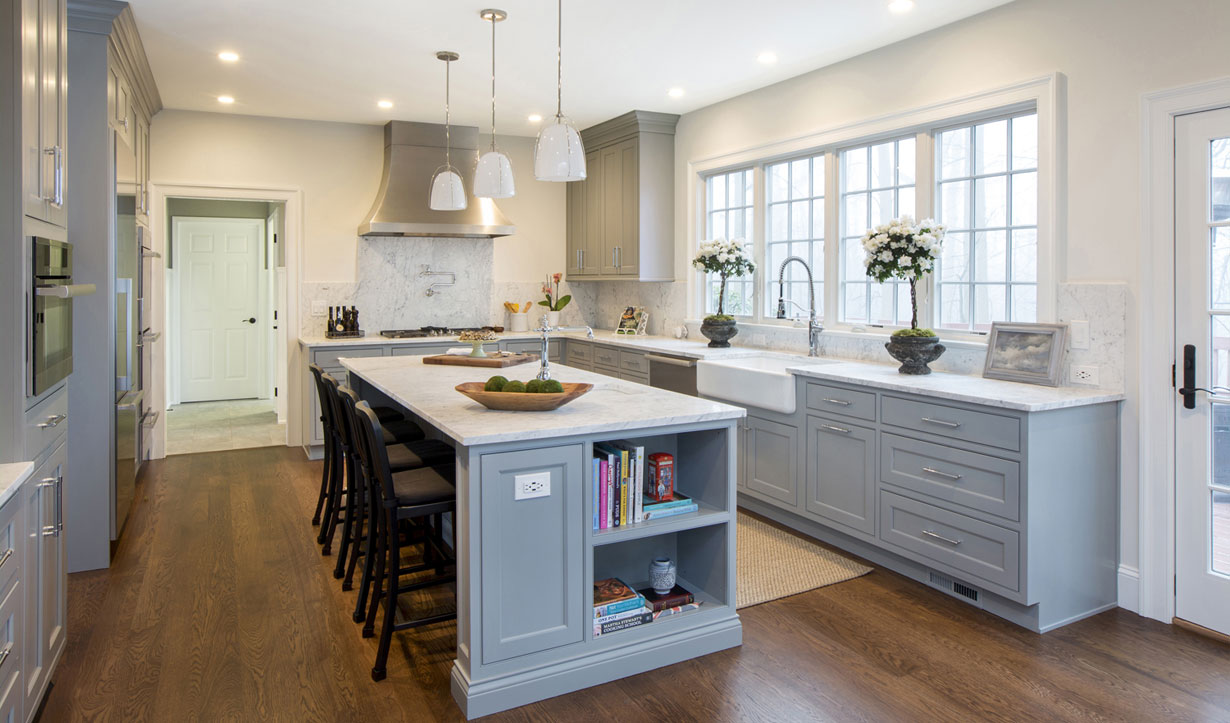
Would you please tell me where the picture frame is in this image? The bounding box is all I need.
[615,306,648,335]
[982,322,1069,386]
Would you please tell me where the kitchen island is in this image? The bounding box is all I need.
[339,354,745,719]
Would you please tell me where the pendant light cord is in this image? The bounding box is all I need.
[444,57,452,168]
[555,0,563,120]
[490,15,497,151]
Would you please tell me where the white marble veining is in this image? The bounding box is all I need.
[0,462,34,508]
[339,355,745,447]
[787,361,1123,412]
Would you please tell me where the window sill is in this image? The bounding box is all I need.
[687,319,990,352]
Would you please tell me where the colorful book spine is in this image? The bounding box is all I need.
[642,496,693,513]
[592,458,600,530]
[619,448,629,526]
[633,445,644,523]
[606,454,614,528]
[594,604,650,626]
[612,452,621,527]
[593,595,646,618]
[651,602,701,621]
[642,503,698,521]
[593,611,653,636]
[598,459,608,529]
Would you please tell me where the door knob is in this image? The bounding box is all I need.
[243,317,256,324]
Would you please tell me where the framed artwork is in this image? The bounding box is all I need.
[615,306,648,335]
[982,322,1069,386]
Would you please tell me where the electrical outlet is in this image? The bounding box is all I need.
[514,471,551,500]
[1070,364,1100,386]
[311,300,328,317]
[1069,320,1090,350]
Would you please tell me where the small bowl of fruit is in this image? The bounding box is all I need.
[455,375,593,411]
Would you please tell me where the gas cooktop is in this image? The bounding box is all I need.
[379,326,500,339]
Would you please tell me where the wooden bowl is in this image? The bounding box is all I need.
[455,382,593,411]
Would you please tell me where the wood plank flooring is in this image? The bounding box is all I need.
[38,446,1230,722]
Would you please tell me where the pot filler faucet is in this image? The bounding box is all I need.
[534,314,594,381]
[776,256,823,357]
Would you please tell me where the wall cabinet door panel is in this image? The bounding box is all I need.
[805,415,876,538]
[616,139,639,275]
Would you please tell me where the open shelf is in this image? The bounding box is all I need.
[592,576,729,642]
[591,501,729,546]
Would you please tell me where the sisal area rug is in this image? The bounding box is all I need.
[736,512,872,608]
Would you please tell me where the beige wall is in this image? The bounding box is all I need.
[149,110,563,284]
[670,0,1230,607]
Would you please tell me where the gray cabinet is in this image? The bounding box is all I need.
[566,111,678,281]
[22,440,65,719]
[743,415,799,507]
[21,0,67,228]
[479,445,584,664]
[805,415,875,538]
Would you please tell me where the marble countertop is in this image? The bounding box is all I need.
[785,361,1123,412]
[339,355,745,447]
[0,462,34,508]
[298,330,756,360]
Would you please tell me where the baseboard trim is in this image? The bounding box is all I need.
[1173,617,1230,646]
[1117,564,1140,613]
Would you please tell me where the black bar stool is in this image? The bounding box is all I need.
[351,400,457,682]
[331,384,454,586]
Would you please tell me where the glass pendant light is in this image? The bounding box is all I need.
[429,51,467,211]
[533,0,586,182]
[474,9,515,199]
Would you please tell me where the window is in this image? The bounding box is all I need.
[839,137,916,325]
[934,112,1038,331]
[765,155,825,318]
[704,169,755,316]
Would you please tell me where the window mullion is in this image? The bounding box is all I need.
[825,151,840,326]
[752,164,767,324]
[913,131,935,329]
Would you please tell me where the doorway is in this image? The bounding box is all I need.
[1174,106,1230,637]
[165,198,287,455]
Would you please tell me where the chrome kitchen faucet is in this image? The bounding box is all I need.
[776,256,823,357]
[534,314,593,381]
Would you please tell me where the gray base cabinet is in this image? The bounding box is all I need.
[735,377,1119,633]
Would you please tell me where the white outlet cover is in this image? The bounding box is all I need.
[1069,320,1090,349]
[514,471,551,500]
[311,299,328,317]
[1070,364,1100,386]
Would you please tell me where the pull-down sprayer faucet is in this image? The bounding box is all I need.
[775,256,822,357]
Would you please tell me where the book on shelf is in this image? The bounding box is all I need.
[642,503,698,521]
[642,492,692,513]
[591,458,600,531]
[636,583,695,612]
[593,578,645,618]
[594,610,653,636]
[596,458,608,530]
[594,603,651,626]
[613,442,645,524]
[651,602,701,621]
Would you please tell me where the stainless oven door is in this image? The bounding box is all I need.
[32,287,73,396]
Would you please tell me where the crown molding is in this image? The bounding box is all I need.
[581,110,679,150]
[68,0,163,118]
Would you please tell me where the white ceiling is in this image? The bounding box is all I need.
[130,0,1013,134]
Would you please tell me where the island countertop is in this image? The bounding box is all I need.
[339,355,746,447]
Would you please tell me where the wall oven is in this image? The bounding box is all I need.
[31,238,94,396]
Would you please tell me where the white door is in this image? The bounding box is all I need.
[176,217,264,402]
[1175,106,1230,636]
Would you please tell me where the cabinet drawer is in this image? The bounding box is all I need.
[566,343,592,363]
[23,386,68,461]
[0,499,20,596]
[881,396,1020,452]
[879,491,1020,592]
[880,434,1020,521]
[311,346,384,367]
[390,344,453,357]
[591,346,619,369]
[619,351,649,375]
[806,383,876,422]
[0,579,18,723]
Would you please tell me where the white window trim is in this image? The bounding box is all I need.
[687,74,1065,342]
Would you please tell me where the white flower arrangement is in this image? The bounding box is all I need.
[860,216,946,334]
[692,238,755,319]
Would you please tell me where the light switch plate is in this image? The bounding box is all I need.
[1069,320,1090,349]
[514,471,551,500]
[311,300,328,317]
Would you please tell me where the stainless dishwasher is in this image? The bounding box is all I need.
[646,353,698,396]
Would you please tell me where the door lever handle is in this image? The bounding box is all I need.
[1176,344,1230,408]
[243,317,256,324]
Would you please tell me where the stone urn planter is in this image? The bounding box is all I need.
[884,334,946,375]
[700,317,739,348]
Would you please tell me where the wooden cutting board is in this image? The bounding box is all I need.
[422,352,537,368]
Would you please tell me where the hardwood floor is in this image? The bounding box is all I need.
[39,447,1230,722]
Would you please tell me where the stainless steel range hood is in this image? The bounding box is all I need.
[358,121,515,238]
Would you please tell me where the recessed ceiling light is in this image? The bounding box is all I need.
[668,87,685,99]
[217,95,235,104]
[527,114,543,123]
[757,51,778,65]
[377,100,393,109]
[218,51,239,62]
[888,0,915,13]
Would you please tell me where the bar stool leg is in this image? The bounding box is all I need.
[311,434,332,526]
[318,440,344,552]
[333,452,358,579]
[354,481,378,622]
[372,508,400,681]
[362,511,386,638]
[342,472,366,591]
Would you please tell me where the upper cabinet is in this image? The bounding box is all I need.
[21,0,68,229]
[565,111,678,281]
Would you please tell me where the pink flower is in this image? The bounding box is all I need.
[552,272,562,284]
[541,283,552,294]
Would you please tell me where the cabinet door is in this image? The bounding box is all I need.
[599,144,623,275]
[39,0,66,227]
[21,0,44,221]
[479,445,583,664]
[744,415,799,507]
[566,177,585,277]
[135,114,150,223]
[110,61,133,147]
[616,139,639,276]
[805,415,876,537]
[23,440,64,715]
[583,149,603,275]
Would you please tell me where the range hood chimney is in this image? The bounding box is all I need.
[358,121,515,238]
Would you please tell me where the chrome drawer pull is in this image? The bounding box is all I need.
[0,642,12,669]
[921,416,961,429]
[819,424,851,434]
[0,549,12,570]
[822,398,852,406]
[922,466,963,481]
[921,529,963,546]
[36,414,66,429]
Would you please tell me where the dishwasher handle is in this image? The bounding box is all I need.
[645,354,696,368]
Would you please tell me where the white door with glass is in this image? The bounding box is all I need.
[1175,107,1230,636]
[176,217,264,403]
